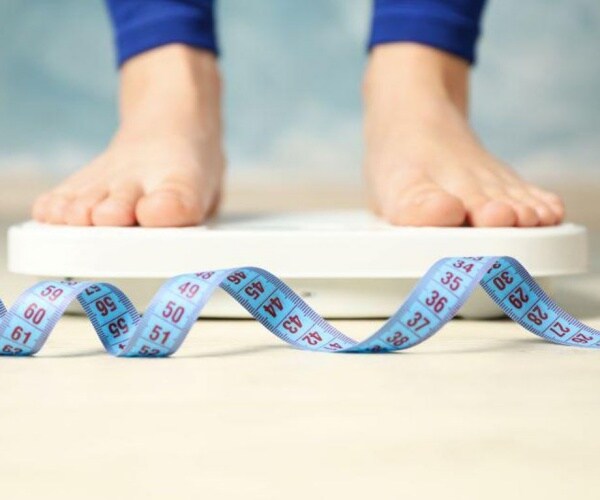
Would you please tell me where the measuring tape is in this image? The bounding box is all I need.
[0,256,598,357]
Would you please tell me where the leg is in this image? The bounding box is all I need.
[364,0,564,226]
[33,0,224,227]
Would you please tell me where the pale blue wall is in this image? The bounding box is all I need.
[0,0,598,174]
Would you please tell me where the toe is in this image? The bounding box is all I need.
[529,187,564,224]
[32,193,52,222]
[65,189,108,226]
[44,193,74,225]
[91,185,142,226]
[136,187,208,227]
[508,201,540,227]
[464,194,518,227]
[383,185,466,226]
[532,201,558,226]
[501,188,540,227]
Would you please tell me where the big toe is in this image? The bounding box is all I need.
[136,188,207,227]
[382,185,467,227]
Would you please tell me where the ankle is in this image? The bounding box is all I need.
[364,43,469,114]
[117,45,222,136]
[119,45,221,116]
[120,44,220,93]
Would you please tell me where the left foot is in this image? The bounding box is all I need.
[363,43,564,227]
[31,45,224,227]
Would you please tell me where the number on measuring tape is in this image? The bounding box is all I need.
[1,257,599,357]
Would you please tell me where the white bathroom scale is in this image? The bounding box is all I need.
[7,211,588,319]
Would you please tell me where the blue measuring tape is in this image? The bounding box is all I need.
[0,256,597,357]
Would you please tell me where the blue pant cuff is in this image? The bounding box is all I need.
[368,11,481,64]
[115,15,218,67]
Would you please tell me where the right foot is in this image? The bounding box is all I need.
[32,44,224,227]
[363,44,564,227]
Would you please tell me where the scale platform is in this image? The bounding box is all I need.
[7,211,588,319]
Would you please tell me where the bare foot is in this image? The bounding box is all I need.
[364,44,564,227]
[32,44,224,227]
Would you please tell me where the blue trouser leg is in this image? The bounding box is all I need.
[106,0,485,67]
[105,0,218,66]
[369,0,488,64]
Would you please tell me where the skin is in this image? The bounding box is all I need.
[363,43,564,227]
[32,45,224,227]
[32,42,564,228]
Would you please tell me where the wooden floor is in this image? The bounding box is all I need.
[1,172,600,499]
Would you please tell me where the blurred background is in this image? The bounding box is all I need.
[0,0,599,220]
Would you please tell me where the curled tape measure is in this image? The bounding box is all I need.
[0,256,598,357]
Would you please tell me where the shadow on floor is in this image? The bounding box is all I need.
[14,334,590,360]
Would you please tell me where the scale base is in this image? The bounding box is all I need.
[7,211,586,320]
